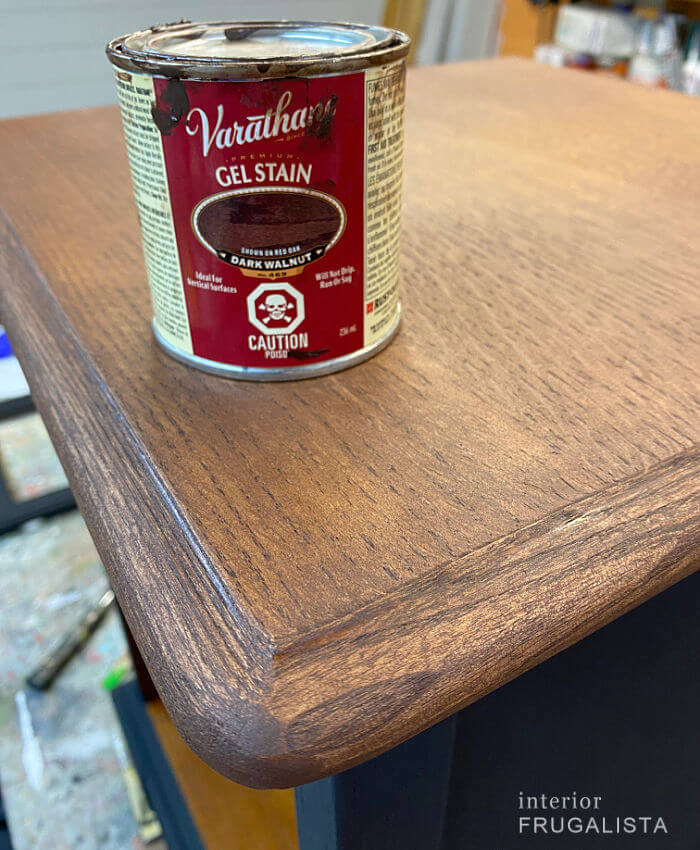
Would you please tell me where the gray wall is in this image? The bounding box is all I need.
[417,0,501,66]
[0,1,384,118]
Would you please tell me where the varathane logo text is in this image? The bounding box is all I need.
[186,91,338,157]
[517,792,668,837]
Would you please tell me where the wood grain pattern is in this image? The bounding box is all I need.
[0,60,698,787]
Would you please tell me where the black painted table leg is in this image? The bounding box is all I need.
[0,395,76,535]
[296,573,698,850]
[441,570,699,850]
[295,713,457,850]
[117,603,160,702]
[111,680,205,850]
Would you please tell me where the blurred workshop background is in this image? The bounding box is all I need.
[0,0,699,120]
[0,1,698,849]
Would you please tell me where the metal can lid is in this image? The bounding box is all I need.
[107,20,409,79]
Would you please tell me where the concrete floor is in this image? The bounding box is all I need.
[0,425,165,850]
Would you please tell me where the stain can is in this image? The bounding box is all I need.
[106,21,409,380]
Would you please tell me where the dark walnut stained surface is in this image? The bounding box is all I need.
[0,60,698,788]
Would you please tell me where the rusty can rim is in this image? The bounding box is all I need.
[106,20,410,79]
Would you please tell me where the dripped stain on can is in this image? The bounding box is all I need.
[151,79,189,135]
[224,26,260,42]
[224,24,305,42]
[288,349,330,360]
[306,94,338,139]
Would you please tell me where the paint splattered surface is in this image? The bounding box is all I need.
[0,412,69,502]
[0,510,165,849]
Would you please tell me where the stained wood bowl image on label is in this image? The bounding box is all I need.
[191,187,346,279]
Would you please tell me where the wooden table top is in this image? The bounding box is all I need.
[0,59,698,789]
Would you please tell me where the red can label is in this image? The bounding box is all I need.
[114,62,405,374]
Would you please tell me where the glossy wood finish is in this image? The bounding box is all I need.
[0,60,697,788]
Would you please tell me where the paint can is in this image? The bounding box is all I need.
[106,21,409,380]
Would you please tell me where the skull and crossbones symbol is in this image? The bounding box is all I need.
[259,293,293,324]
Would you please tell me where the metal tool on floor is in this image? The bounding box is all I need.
[26,589,115,690]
